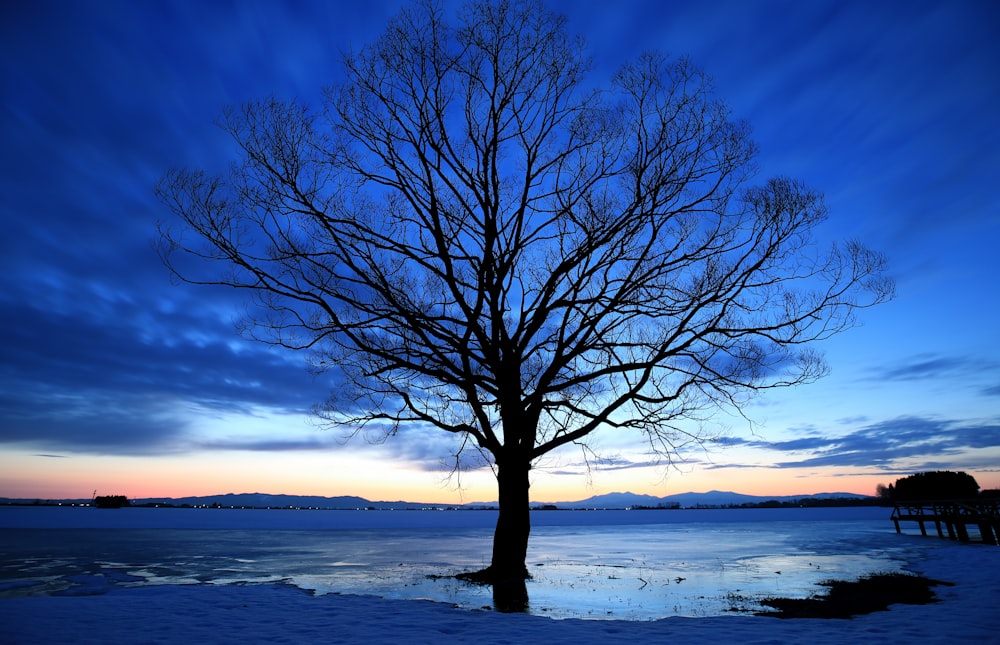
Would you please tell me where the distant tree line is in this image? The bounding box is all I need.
[547,497,880,510]
[92,494,130,508]
[729,497,881,509]
[877,471,984,502]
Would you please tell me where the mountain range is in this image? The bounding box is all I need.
[10,490,873,510]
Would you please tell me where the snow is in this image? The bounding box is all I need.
[2,507,998,643]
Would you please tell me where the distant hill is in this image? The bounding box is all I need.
[2,490,873,510]
[136,493,446,510]
[553,490,872,509]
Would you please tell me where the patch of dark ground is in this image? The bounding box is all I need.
[756,572,954,619]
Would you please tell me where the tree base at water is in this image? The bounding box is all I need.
[455,565,530,584]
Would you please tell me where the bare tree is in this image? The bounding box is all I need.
[158,0,892,589]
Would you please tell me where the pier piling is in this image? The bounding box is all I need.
[891,499,1000,545]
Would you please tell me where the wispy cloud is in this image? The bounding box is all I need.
[196,437,336,452]
[735,416,1000,472]
[537,455,665,477]
[869,354,1000,384]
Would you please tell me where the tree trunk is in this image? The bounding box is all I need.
[490,456,531,580]
[456,453,531,613]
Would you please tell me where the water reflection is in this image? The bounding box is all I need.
[491,578,529,613]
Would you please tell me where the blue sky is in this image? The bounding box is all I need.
[1,0,998,502]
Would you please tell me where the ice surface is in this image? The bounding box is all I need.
[2,506,998,643]
[0,506,929,619]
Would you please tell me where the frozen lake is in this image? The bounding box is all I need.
[0,506,934,619]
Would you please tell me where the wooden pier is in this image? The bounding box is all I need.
[891,499,1000,545]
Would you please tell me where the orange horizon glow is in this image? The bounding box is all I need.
[3,448,996,503]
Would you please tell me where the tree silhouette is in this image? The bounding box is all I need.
[890,471,981,501]
[158,0,893,587]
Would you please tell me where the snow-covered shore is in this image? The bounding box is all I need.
[1,539,996,643]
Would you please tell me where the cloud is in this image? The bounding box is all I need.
[864,354,1000,391]
[0,1,383,458]
[836,415,870,425]
[701,462,762,471]
[536,454,664,477]
[197,437,336,452]
[874,355,977,381]
[376,425,496,473]
[0,295,330,455]
[0,388,192,455]
[747,416,1000,471]
[194,421,500,473]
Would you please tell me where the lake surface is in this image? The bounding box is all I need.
[0,506,936,619]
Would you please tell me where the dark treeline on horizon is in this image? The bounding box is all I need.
[2,496,887,511]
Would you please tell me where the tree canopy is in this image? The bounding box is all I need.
[158,0,893,586]
[888,471,981,501]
